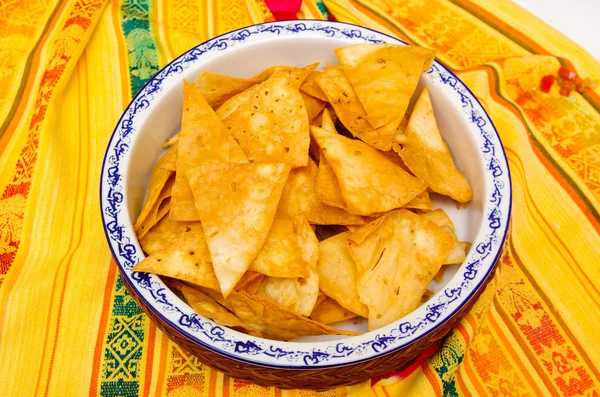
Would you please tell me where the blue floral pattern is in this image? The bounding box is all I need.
[100,21,511,369]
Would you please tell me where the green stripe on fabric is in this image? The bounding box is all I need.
[431,331,464,397]
[99,1,162,396]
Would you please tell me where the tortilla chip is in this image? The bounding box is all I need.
[136,175,175,240]
[379,149,413,175]
[135,146,176,230]
[320,108,336,133]
[163,133,179,148]
[234,271,265,295]
[404,190,434,210]
[133,228,221,292]
[249,211,309,279]
[186,161,290,297]
[315,66,398,150]
[312,126,427,215]
[314,291,327,308]
[421,209,465,264]
[178,283,260,335]
[301,92,327,122]
[255,215,320,316]
[159,145,178,171]
[310,296,358,324]
[224,71,310,168]
[222,291,360,340]
[279,158,367,225]
[140,216,202,255]
[347,210,456,330]
[300,70,329,101]
[394,88,472,202]
[252,63,318,88]
[171,82,248,221]
[215,84,260,120]
[316,156,348,210]
[193,71,259,108]
[316,232,368,317]
[335,44,435,130]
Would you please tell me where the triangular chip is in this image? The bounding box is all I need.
[163,133,179,148]
[321,108,336,133]
[279,158,367,225]
[300,70,329,101]
[316,155,347,210]
[234,272,265,295]
[193,71,259,108]
[316,232,368,317]
[171,82,248,221]
[315,66,399,150]
[301,92,327,122]
[133,228,221,292]
[134,146,176,230]
[310,296,358,324]
[224,71,310,167]
[255,215,320,316]
[312,126,427,215]
[252,63,318,88]
[393,88,472,202]
[136,175,175,240]
[222,291,360,340]
[347,210,456,330]
[421,209,465,264]
[335,44,435,129]
[404,190,434,211]
[140,216,202,255]
[159,145,178,171]
[186,161,290,297]
[215,84,260,120]
[178,282,260,336]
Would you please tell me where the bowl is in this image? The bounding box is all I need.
[100,20,511,389]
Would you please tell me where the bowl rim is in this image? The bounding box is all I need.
[100,20,512,369]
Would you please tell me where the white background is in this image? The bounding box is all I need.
[513,0,600,60]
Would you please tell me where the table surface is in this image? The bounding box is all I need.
[514,0,600,60]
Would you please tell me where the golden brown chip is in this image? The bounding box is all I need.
[315,291,327,308]
[300,70,329,101]
[171,82,248,221]
[394,88,472,202]
[347,210,456,330]
[159,145,178,171]
[301,92,327,122]
[133,228,221,292]
[279,158,367,225]
[312,126,427,215]
[163,133,180,148]
[421,209,465,264]
[255,215,320,316]
[193,71,259,108]
[252,63,318,88]
[379,149,413,175]
[215,84,260,120]
[140,216,202,255]
[320,108,336,133]
[135,146,176,231]
[316,232,368,317]
[222,291,360,340]
[178,283,260,335]
[310,296,358,324]
[234,271,265,295]
[186,161,290,297]
[224,71,310,168]
[335,44,435,130]
[316,155,347,210]
[403,190,434,211]
[136,175,175,240]
[315,66,398,150]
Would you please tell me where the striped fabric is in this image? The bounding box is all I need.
[0,0,599,396]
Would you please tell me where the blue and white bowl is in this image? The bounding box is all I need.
[100,20,511,389]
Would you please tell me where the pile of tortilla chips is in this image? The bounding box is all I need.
[132,44,473,340]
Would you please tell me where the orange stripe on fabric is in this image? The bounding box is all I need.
[421,361,442,397]
[346,0,411,43]
[89,260,118,397]
[143,324,157,397]
[462,351,489,397]
[456,370,473,397]
[208,365,217,396]
[488,308,549,396]
[153,332,169,396]
[0,0,70,154]
[506,149,600,307]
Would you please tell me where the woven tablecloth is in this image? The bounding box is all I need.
[1,0,599,395]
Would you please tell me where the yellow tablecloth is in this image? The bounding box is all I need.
[1,0,599,395]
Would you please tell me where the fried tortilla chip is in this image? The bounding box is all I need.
[193,71,259,108]
[403,190,434,210]
[393,88,472,202]
[301,92,327,122]
[140,216,202,255]
[347,210,456,330]
[136,175,175,240]
[312,126,427,215]
[316,156,347,210]
[310,296,358,324]
[159,145,178,171]
[162,133,180,148]
[186,161,290,297]
[255,215,320,316]
[224,71,310,167]
[252,63,318,88]
[279,158,367,225]
[215,84,260,120]
[300,70,329,101]
[315,66,398,150]
[133,228,221,292]
[335,44,435,130]
[135,146,176,230]
[222,291,359,340]
[421,209,465,264]
[178,283,260,335]
[316,232,368,317]
[171,82,248,221]
[234,271,265,295]
[320,108,336,133]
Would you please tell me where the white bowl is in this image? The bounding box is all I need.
[100,21,511,373]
